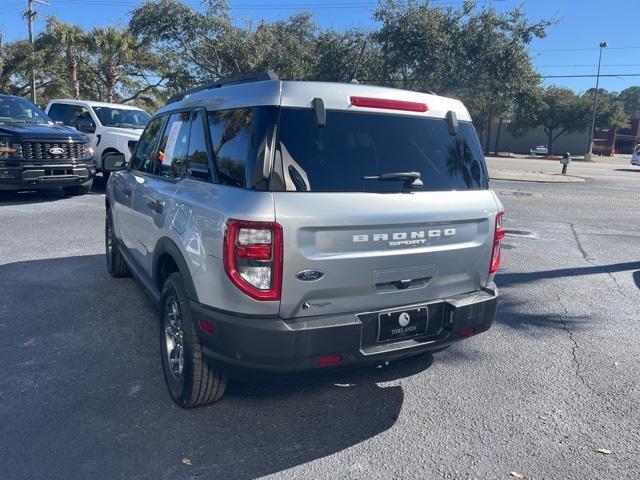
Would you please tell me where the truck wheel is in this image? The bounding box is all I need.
[63,179,93,196]
[105,209,130,278]
[160,272,227,407]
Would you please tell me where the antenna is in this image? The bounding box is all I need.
[346,41,367,84]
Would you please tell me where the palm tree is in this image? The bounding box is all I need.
[45,20,85,99]
[87,27,136,103]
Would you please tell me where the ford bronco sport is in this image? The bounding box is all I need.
[0,94,95,194]
[104,72,503,407]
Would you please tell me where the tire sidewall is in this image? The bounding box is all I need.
[160,274,197,406]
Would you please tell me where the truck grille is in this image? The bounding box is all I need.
[19,142,87,163]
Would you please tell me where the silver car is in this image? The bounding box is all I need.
[104,72,504,407]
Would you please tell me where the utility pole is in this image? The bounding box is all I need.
[586,41,608,160]
[23,0,49,105]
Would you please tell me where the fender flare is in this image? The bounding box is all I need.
[153,237,199,302]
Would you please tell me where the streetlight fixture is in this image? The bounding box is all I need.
[586,41,608,160]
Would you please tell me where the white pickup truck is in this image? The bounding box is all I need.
[45,99,150,175]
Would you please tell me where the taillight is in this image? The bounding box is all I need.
[223,219,282,301]
[489,211,505,274]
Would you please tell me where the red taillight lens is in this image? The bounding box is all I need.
[223,219,282,301]
[350,96,428,112]
[489,211,505,274]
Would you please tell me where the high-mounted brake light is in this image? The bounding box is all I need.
[350,96,428,113]
[224,219,283,301]
[489,211,505,274]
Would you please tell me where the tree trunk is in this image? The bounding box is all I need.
[484,112,492,154]
[66,48,80,99]
[493,117,503,155]
[547,130,554,156]
[104,60,118,103]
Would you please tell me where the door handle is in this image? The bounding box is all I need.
[147,199,163,214]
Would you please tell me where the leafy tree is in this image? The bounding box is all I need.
[41,19,85,99]
[509,86,590,155]
[582,88,628,134]
[617,86,640,118]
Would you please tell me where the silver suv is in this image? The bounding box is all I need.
[104,72,503,407]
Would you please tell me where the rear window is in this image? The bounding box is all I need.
[273,108,488,193]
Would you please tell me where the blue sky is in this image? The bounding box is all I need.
[1,0,638,93]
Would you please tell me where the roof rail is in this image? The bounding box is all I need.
[166,71,279,104]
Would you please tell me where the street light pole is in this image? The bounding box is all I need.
[586,41,608,158]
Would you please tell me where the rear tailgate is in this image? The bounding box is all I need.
[274,190,499,319]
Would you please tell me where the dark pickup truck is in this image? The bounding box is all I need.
[0,94,95,195]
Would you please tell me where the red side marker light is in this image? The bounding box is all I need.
[350,96,428,113]
[458,327,474,338]
[199,319,215,334]
[317,354,342,366]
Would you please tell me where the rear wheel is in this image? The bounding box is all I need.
[105,209,130,278]
[160,272,227,407]
[63,179,93,196]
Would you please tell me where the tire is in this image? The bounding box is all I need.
[105,209,131,278]
[160,272,227,407]
[63,179,93,196]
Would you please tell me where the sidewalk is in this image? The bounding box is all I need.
[489,169,585,183]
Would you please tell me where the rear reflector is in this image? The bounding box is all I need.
[317,354,342,366]
[458,327,475,338]
[198,319,215,334]
[350,96,428,113]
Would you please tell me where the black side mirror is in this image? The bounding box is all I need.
[103,152,127,172]
[446,111,459,136]
[76,117,96,134]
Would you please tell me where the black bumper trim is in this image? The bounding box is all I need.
[191,286,498,379]
[0,162,96,190]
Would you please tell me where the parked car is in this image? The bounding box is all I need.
[45,99,150,176]
[0,94,95,194]
[530,145,548,156]
[103,72,503,407]
[631,144,640,166]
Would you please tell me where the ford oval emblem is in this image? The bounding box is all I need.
[49,147,64,155]
[296,270,324,282]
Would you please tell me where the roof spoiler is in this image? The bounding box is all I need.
[166,71,279,105]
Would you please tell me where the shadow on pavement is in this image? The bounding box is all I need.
[0,176,106,206]
[0,254,427,480]
[497,261,640,287]
[633,271,640,290]
[614,168,640,173]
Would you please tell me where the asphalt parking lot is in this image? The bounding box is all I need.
[1,159,640,480]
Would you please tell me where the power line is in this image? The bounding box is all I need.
[537,64,640,68]
[530,46,640,53]
[541,73,640,79]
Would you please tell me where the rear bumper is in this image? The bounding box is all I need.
[0,161,96,190]
[192,285,499,379]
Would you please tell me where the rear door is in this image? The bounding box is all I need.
[271,108,499,319]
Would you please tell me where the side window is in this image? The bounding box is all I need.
[68,105,93,128]
[47,104,68,123]
[185,111,211,181]
[130,116,165,174]
[208,108,253,187]
[157,111,191,179]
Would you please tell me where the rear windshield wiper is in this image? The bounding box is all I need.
[362,171,423,189]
